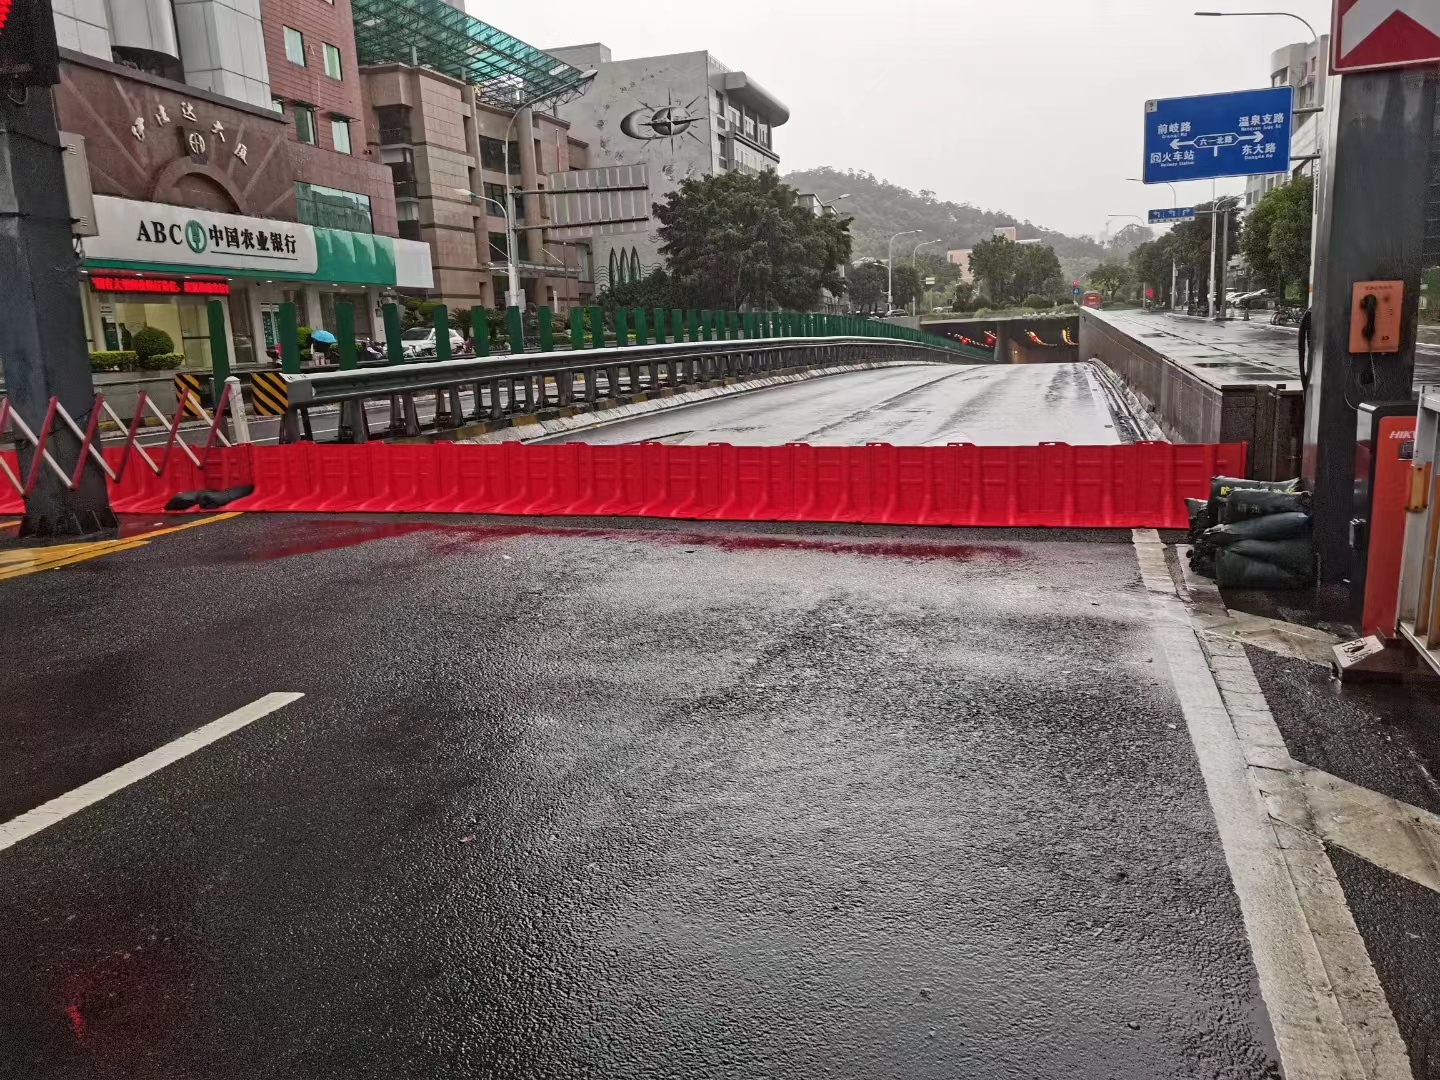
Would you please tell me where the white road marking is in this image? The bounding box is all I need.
[0,692,304,853]
[1133,530,1412,1080]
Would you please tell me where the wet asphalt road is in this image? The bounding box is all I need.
[0,513,1282,1079]
[542,363,1121,446]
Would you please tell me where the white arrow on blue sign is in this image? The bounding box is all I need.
[1148,207,1197,224]
[1143,86,1293,184]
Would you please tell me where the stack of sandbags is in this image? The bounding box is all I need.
[1186,477,1314,589]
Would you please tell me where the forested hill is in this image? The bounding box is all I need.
[782,166,1106,267]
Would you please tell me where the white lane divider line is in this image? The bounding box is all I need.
[0,692,304,854]
[1132,530,1412,1080]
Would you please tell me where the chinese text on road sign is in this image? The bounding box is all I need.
[1148,207,1197,224]
[1332,0,1440,72]
[1143,87,1293,184]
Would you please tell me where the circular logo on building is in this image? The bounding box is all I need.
[185,220,208,253]
[619,91,704,151]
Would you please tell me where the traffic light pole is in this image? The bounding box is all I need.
[0,84,114,534]
[1304,69,1434,581]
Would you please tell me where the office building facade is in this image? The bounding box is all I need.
[1245,36,1329,207]
[546,43,790,289]
[49,0,429,367]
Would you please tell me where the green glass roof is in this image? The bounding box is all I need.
[352,0,582,109]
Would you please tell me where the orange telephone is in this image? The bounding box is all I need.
[1349,281,1403,354]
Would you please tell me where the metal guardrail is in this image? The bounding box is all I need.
[1396,384,1440,675]
[267,335,991,441]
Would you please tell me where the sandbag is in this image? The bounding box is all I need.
[1204,512,1312,546]
[1209,476,1301,501]
[1221,488,1312,523]
[1227,538,1315,580]
[1215,548,1310,590]
[1186,498,1213,541]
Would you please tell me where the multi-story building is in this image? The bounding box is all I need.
[545,42,790,290]
[946,250,974,284]
[1245,36,1329,207]
[49,0,431,367]
[353,0,595,313]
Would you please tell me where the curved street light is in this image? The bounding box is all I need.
[1194,10,1318,42]
[887,230,923,312]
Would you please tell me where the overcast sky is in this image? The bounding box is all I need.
[476,0,1332,240]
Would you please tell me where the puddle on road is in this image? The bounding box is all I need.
[228,518,1024,565]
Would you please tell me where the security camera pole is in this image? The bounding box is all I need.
[0,0,114,534]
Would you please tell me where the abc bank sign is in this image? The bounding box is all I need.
[83,196,320,277]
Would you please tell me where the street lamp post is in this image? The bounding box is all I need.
[1126,178,1179,310]
[910,238,943,315]
[500,71,597,310]
[1195,11,1323,307]
[819,193,851,213]
[887,230,922,313]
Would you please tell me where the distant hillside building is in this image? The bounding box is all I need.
[947,249,973,283]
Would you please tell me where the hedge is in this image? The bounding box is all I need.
[90,351,187,372]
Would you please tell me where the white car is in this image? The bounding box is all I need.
[400,326,466,359]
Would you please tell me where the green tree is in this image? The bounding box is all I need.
[1129,235,1176,307]
[1241,176,1313,302]
[968,235,1062,306]
[656,170,851,311]
[891,264,923,309]
[1088,260,1131,302]
[847,262,887,313]
[968,235,1022,305]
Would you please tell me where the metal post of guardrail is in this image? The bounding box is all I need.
[383,303,404,365]
[615,308,629,348]
[277,302,304,443]
[506,305,524,354]
[587,306,604,350]
[224,376,250,443]
[700,310,713,341]
[335,301,367,443]
[634,307,648,345]
[727,311,738,340]
[204,299,232,441]
[570,307,585,351]
[472,308,490,358]
[538,306,554,352]
[653,307,667,344]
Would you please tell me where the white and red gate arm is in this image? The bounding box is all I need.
[1333,0,1440,72]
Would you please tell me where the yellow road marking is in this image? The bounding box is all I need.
[0,512,241,582]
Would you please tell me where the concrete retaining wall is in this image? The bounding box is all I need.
[1078,310,1301,481]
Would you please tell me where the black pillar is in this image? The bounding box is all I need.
[0,87,113,534]
[1304,70,1435,581]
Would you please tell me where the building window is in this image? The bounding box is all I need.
[270,97,284,114]
[331,118,351,154]
[744,116,755,139]
[757,122,768,146]
[284,27,305,66]
[323,43,342,80]
[483,182,508,216]
[294,105,317,145]
[479,136,521,174]
[294,182,373,232]
[488,231,508,260]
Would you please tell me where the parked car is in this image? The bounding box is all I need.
[400,326,466,359]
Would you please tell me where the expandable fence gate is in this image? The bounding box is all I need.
[0,384,238,509]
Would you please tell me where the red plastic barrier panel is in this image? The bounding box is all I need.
[2,441,1247,530]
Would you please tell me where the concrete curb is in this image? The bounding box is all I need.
[449,360,939,445]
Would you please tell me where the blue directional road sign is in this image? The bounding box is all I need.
[1143,86,1293,184]
[1148,207,1197,224]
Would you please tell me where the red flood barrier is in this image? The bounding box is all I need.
[5,440,1245,529]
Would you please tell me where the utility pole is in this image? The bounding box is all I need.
[1304,67,1433,581]
[0,0,114,534]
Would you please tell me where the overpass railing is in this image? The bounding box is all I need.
[275,335,986,442]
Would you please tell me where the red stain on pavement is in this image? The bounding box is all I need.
[227,517,1024,564]
[65,1003,87,1045]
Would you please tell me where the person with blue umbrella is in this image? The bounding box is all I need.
[309,328,337,365]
